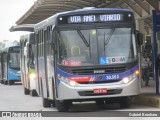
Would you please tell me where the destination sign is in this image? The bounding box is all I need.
[67,14,123,23]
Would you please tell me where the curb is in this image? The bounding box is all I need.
[133,94,160,108]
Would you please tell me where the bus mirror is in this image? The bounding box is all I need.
[137,32,143,45]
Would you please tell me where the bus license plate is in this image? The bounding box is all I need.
[93,88,107,94]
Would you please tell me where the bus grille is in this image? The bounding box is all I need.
[72,67,126,75]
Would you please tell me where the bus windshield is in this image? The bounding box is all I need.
[58,27,137,66]
[9,53,20,67]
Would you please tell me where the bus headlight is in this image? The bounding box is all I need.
[29,73,36,80]
[58,75,78,87]
[70,80,77,86]
[122,77,129,84]
[122,71,138,84]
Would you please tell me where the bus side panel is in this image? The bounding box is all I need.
[46,56,55,99]
[38,57,47,98]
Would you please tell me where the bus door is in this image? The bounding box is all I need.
[0,53,2,80]
[24,42,30,88]
[44,28,54,99]
[38,29,47,98]
[3,53,8,81]
[21,40,26,85]
[35,32,41,95]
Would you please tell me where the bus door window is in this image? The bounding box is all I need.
[28,44,35,69]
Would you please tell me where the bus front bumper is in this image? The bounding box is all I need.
[56,77,140,100]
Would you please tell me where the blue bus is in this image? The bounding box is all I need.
[34,8,143,111]
[0,45,21,85]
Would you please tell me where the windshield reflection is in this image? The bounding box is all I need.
[58,27,137,66]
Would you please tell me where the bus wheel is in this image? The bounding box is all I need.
[42,98,51,107]
[56,100,71,112]
[8,81,14,85]
[31,90,38,96]
[24,87,30,95]
[51,100,56,107]
[119,97,131,108]
[1,80,4,84]
[4,81,8,85]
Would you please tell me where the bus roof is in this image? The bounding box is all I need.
[2,45,20,53]
[35,8,133,30]
[20,33,35,45]
[64,7,133,13]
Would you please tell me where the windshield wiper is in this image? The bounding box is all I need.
[105,25,116,45]
[76,28,90,47]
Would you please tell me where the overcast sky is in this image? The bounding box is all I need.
[0,0,36,42]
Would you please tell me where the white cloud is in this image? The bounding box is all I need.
[0,0,36,41]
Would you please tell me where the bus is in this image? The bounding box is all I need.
[0,53,3,83]
[34,8,143,112]
[0,45,21,85]
[20,33,38,96]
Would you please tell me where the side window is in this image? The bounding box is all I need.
[48,26,52,56]
[35,32,39,58]
[38,31,41,57]
[41,30,44,56]
[44,30,47,56]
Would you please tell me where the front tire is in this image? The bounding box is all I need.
[56,100,71,112]
[31,90,38,96]
[8,81,14,85]
[4,80,8,85]
[24,87,30,95]
[42,98,51,107]
[119,97,131,108]
[1,80,4,84]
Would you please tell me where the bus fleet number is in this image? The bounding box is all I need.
[106,75,119,80]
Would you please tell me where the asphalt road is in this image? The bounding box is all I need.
[0,82,160,120]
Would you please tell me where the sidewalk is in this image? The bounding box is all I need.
[133,78,160,108]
